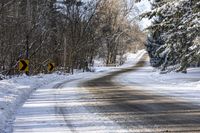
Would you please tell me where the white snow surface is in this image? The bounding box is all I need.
[13,73,129,133]
[0,73,74,132]
[115,60,200,106]
[93,50,146,72]
[1,49,200,132]
[0,50,145,133]
[121,50,146,67]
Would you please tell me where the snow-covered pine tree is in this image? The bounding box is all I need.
[142,0,200,73]
[145,0,165,67]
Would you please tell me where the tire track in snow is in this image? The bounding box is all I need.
[13,78,80,133]
[53,79,80,133]
[83,54,200,132]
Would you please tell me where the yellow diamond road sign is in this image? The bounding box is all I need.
[19,59,29,72]
[48,63,55,72]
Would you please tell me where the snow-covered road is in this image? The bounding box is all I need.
[83,55,200,132]
[13,73,128,133]
[1,50,200,132]
[115,59,200,106]
[13,54,200,133]
[0,50,145,133]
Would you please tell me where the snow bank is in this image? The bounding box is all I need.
[0,73,72,133]
[148,67,200,103]
[115,61,200,105]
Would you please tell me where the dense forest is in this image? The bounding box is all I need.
[0,0,199,76]
[0,0,145,76]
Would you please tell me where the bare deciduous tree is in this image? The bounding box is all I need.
[0,0,146,76]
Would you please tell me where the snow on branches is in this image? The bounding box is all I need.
[142,0,200,73]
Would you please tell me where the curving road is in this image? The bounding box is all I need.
[82,55,200,132]
[13,55,200,133]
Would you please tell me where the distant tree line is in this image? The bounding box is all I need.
[0,0,145,76]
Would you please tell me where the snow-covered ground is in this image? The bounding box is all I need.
[115,60,200,106]
[13,72,129,133]
[0,73,76,132]
[0,50,145,133]
[93,50,146,72]
[1,49,200,132]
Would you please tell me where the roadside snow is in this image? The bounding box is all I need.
[0,50,145,133]
[93,49,146,72]
[2,49,199,132]
[121,50,146,68]
[13,73,128,133]
[0,73,73,132]
[115,61,200,106]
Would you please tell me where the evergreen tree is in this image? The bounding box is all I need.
[145,0,165,67]
[142,0,200,72]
